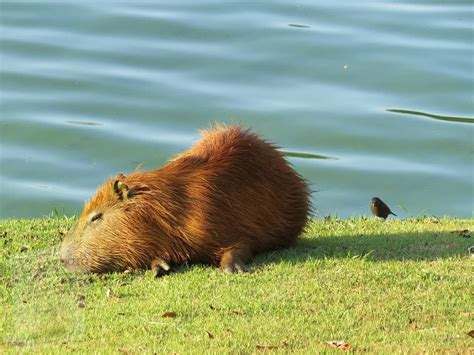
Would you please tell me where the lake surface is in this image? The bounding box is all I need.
[1,1,473,219]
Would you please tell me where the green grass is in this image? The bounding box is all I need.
[1,217,473,353]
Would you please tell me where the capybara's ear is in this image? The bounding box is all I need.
[113,180,129,200]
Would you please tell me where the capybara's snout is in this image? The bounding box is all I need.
[59,241,73,270]
[59,239,86,273]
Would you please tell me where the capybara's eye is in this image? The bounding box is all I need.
[90,213,103,224]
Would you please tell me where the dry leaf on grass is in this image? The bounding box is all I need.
[326,340,352,351]
[451,229,471,238]
[256,344,276,350]
[408,318,418,329]
[106,288,121,300]
[468,330,474,338]
[161,311,177,318]
[451,229,469,234]
[206,331,214,339]
[5,339,25,347]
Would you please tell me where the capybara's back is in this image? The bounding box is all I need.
[60,125,310,274]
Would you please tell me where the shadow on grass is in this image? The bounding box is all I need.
[161,230,472,275]
[252,231,472,267]
[68,230,473,278]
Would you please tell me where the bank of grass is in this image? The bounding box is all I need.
[1,217,473,353]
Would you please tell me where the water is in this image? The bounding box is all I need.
[1,1,473,219]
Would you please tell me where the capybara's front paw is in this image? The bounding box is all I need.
[151,257,171,278]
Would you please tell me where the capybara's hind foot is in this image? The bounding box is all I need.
[221,261,246,274]
[220,247,252,274]
[151,257,171,278]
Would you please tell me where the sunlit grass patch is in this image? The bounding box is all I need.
[1,217,473,353]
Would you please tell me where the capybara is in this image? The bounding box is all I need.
[60,124,310,274]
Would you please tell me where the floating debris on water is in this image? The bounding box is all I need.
[65,120,103,127]
[288,23,311,28]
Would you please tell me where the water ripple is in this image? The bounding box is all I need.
[387,109,474,124]
[1,1,472,218]
[281,151,337,160]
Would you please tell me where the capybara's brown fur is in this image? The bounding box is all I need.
[60,125,310,274]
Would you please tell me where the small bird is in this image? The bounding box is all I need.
[371,197,397,220]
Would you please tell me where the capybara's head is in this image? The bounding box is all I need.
[60,174,157,273]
